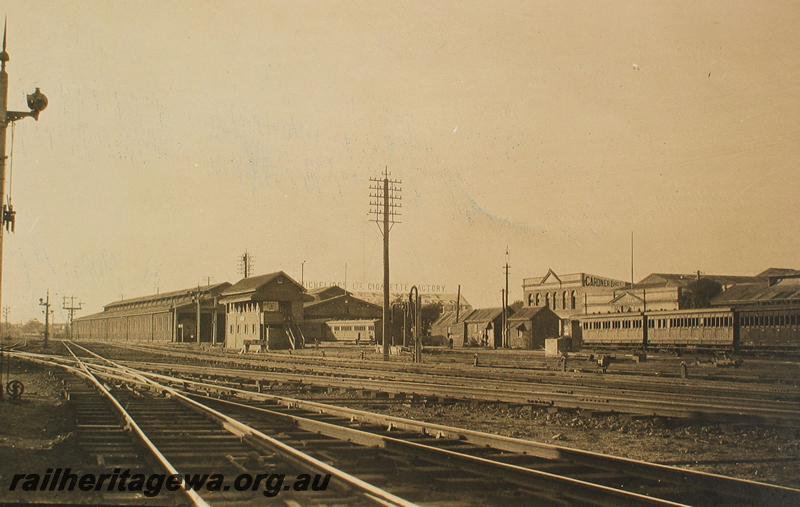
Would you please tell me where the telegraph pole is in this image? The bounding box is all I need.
[238,251,254,278]
[190,285,201,344]
[0,21,48,327]
[62,296,83,339]
[503,248,510,348]
[2,305,8,338]
[630,231,635,287]
[370,168,402,360]
[38,290,51,348]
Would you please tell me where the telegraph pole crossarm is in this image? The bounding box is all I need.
[38,290,51,348]
[369,167,402,361]
[62,296,83,339]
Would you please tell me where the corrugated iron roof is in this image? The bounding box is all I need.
[464,307,504,323]
[303,294,381,311]
[712,282,800,305]
[104,282,231,311]
[432,309,473,327]
[508,306,549,321]
[222,271,304,297]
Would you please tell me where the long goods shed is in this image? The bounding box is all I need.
[72,282,231,343]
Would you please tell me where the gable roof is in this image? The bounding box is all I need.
[608,290,646,305]
[104,282,231,311]
[711,282,800,306]
[432,309,473,327]
[307,286,350,300]
[638,273,763,288]
[539,268,562,285]
[349,291,471,309]
[222,271,304,297]
[757,268,800,278]
[464,307,505,323]
[303,293,381,311]
[508,306,551,321]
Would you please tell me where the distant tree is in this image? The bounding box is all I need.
[421,303,444,335]
[680,279,723,308]
[510,300,524,312]
[20,319,45,334]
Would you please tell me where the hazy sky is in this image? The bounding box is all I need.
[3,1,799,321]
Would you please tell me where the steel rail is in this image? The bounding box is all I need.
[192,393,686,506]
[61,342,210,507]
[67,341,416,507]
[125,364,800,505]
[110,342,800,408]
[13,346,800,504]
[115,359,800,423]
[116,341,800,394]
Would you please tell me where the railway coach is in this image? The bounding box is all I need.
[737,305,800,350]
[645,308,735,349]
[579,312,645,348]
[578,305,800,351]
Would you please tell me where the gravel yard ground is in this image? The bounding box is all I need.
[289,388,800,488]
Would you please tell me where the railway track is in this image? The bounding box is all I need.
[64,341,800,426]
[110,341,800,402]
[11,343,800,506]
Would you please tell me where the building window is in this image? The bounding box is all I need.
[535,293,540,306]
[545,294,550,308]
[570,291,576,310]
[561,291,566,309]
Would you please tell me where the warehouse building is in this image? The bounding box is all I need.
[72,282,231,343]
[220,271,307,351]
[711,270,800,307]
[299,285,383,343]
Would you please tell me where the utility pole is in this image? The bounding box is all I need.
[409,286,421,363]
[630,231,634,287]
[455,284,461,323]
[238,251,254,279]
[190,285,202,344]
[0,21,48,328]
[369,167,402,361]
[38,290,51,348]
[500,289,505,349]
[62,296,83,339]
[2,305,8,337]
[503,248,510,348]
[301,260,306,287]
[211,295,218,345]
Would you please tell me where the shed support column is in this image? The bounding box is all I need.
[172,307,177,342]
[212,296,218,344]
